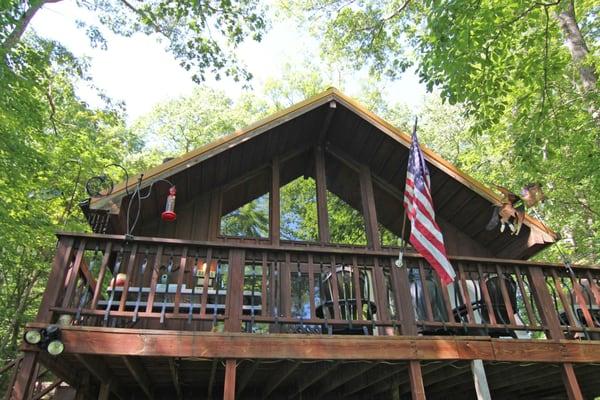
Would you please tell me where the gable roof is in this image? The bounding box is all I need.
[88,87,556,258]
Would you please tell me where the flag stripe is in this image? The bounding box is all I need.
[403,128,455,284]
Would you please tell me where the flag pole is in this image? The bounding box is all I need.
[397,116,418,268]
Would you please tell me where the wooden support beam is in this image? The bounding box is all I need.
[11,352,39,400]
[224,359,236,400]
[342,363,404,397]
[32,378,62,400]
[314,363,375,399]
[262,362,300,399]
[314,147,330,244]
[74,354,125,400]
[289,362,338,399]
[359,164,381,251]
[318,101,337,144]
[25,324,600,363]
[207,359,218,400]
[168,358,183,400]
[407,361,426,400]
[236,361,260,397]
[98,381,111,400]
[122,356,154,400]
[562,363,584,400]
[270,157,280,246]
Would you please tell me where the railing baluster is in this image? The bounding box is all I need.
[307,254,316,319]
[173,246,188,315]
[249,254,257,332]
[567,270,596,331]
[513,265,536,327]
[104,245,124,324]
[457,263,475,324]
[261,252,268,317]
[351,256,363,321]
[551,269,578,328]
[328,255,342,321]
[494,264,517,326]
[160,252,174,324]
[62,240,87,309]
[417,260,434,323]
[477,263,497,325]
[188,251,199,324]
[133,248,149,323]
[91,241,112,310]
[119,243,138,313]
[145,245,163,315]
[200,248,213,318]
[431,263,454,324]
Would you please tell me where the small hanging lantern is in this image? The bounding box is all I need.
[161,186,177,221]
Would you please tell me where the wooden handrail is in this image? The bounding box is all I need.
[38,233,600,341]
[55,231,599,271]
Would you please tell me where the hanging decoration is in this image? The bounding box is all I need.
[486,183,545,235]
[161,186,177,221]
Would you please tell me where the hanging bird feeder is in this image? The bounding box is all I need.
[161,186,177,222]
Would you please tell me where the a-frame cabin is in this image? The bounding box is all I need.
[7,88,600,399]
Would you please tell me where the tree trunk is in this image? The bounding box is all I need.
[1,0,63,53]
[555,0,600,127]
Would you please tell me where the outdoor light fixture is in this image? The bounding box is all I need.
[23,325,65,356]
[23,330,42,345]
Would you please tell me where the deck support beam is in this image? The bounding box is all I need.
[23,324,600,363]
[11,352,38,400]
[408,361,426,400]
[224,359,237,400]
[122,356,153,400]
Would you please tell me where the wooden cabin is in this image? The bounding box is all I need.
[6,88,600,399]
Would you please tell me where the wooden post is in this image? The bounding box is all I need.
[527,266,584,400]
[224,359,237,400]
[359,164,381,251]
[37,237,75,322]
[98,381,111,400]
[11,352,38,400]
[407,361,426,400]
[225,249,245,332]
[471,359,491,400]
[314,147,330,244]
[270,157,280,246]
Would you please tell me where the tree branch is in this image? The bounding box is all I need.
[1,0,64,53]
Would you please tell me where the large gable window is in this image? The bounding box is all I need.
[220,169,270,239]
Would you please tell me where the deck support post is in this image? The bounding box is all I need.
[11,352,38,400]
[224,359,237,400]
[471,359,491,400]
[98,381,111,400]
[408,361,426,400]
[527,266,584,400]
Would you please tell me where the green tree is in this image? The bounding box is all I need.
[0,35,134,366]
[1,0,267,82]
[282,0,600,263]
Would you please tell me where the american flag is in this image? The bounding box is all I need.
[403,123,456,285]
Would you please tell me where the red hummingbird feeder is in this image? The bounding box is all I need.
[161,186,177,222]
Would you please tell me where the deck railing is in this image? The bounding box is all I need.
[36,233,600,340]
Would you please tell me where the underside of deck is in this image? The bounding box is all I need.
[28,354,600,399]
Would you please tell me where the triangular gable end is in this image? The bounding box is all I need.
[83,88,556,260]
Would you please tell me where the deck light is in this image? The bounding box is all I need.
[24,330,42,345]
[47,339,65,356]
[161,186,177,222]
[24,325,65,356]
